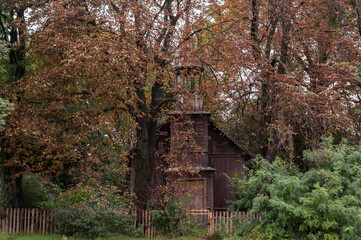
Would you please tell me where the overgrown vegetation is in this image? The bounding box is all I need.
[22,174,61,209]
[230,139,361,239]
[150,196,187,235]
[53,183,135,239]
[55,207,135,239]
[0,0,361,239]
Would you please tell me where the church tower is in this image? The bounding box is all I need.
[168,66,216,211]
[170,66,211,167]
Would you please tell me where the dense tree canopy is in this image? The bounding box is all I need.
[196,0,361,165]
[0,0,360,208]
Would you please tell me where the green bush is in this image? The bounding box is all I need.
[0,180,10,209]
[23,173,61,209]
[230,139,361,239]
[55,206,135,239]
[209,231,223,240]
[56,183,130,209]
[231,218,259,238]
[150,196,187,236]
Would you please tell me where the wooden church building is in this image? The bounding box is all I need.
[131,67,252,211]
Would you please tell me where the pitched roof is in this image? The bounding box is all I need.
[208,119,253,159]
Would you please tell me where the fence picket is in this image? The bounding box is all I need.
[16,208,19,233]
[147,210,151,238]
[10,208,13,234]
[36,209,39,233]
[11,208,14,234]
[42,210,45,233]
[26,208,28,233]
[19,208,23,233]
[50,209,54,234]
[31,209,35,233]
[230,212,232,234]
[16,208,20,233]
[23,208,26,233]
[227,211,229,234]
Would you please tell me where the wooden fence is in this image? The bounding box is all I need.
[0,208,262,238]
[0,208,55,234]
[140,209,263,238]
[139,209,156,238]
[209,210,263,235]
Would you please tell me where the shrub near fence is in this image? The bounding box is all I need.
[0,208,262,238]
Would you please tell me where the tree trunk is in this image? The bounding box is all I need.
[10,170,23,208]
[133,79,164,209]
[134,116,157,209]
[1,151,24,208]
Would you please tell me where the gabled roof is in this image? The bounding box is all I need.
[208,119,253,159]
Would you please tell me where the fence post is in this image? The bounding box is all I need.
[220,211,223,233]
[133,209,136,231]
[30,209,34,233]
[50,209,54,234]
[26,208,29,233]
[16,208,20,233]
[10,208,13,234]
[147,210,151,238]
[226,211,229,234]
[20,208,23,233]
[17,208,19,233]
[42,209,45,234]
[230,212,233,235]
[208,210,213,236]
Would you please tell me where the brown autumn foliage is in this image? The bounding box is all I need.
[1,0,207,207]
[0,0,361,208]
[196,0,361,166]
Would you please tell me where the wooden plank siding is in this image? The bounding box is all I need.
[209,154,246,210]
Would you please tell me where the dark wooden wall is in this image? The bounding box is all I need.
[208,126,246,210]
[209,154,245,209]
[130,113,249,211]
[170,114,209,167]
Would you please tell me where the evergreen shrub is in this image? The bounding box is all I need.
[23,173,61,208]
[230,140,361,239]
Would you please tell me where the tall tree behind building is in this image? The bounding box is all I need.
[199,0,361,166]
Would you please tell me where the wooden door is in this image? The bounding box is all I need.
[178,179,206,210]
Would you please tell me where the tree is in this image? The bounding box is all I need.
[2,0,360,209]
[197,0,361,165]
[0,0,28,207]
[1,0,207,209]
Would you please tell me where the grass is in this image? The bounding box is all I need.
[0,233,206,240]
